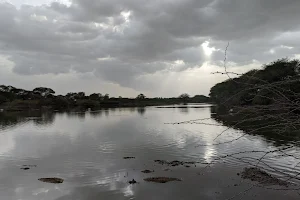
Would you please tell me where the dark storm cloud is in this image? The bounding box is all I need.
[1,0,300,91]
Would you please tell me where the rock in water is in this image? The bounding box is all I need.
[141,170,154,173]
[38,178,64,184]
[154,159,199,167]
[144,177,181,183]
[241,167,289,186]
[129,179,137,184]
[123,157,135,159]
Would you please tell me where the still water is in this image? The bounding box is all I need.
[0,105,299,200]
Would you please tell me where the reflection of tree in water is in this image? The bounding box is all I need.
[129,107,136,113]
[178,107,189,114]
[77,112,86,119]
[210,106,300,147]
[66,111,86,120]
[137,107,146,116]
[0,112,27,131]
[104,109,109,117]
[0,111,51,130]
[90,110,102,118]
[33,112,55,126]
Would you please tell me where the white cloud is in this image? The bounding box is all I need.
[0,0,300,96]
[30,13,48,21]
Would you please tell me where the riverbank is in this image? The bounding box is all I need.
[211,105,300,146]
[0,98,212,112]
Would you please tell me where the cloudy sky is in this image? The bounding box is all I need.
[0,0,299,97]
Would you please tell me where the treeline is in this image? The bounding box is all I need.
[0,85,210,111]
[209,58,300,108]
[209,58,300,144]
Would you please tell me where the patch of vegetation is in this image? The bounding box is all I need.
[210,58,300,107]
[129,179,137,184]
[209,58,300,143]
[0,84,210,111]
[38,178,64,184]
[123,157,136,159]
[154,160,199,167]
[241,167,289,186]
[144,177,181,183]
[141,170,154,173]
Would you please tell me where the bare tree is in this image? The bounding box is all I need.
[169,44,300,199]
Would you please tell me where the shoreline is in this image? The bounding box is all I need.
[0,101,213,112]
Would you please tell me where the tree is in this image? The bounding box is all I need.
[103,94,109,101]
[136,94,146,100]
[179,93,190,99]
[178,93,190,103]
[66,92,76,100]
[66,92,86,100]
[191,95,210,103]
[209,58,300,107]
[0,94,6,104]
[0,85,16,92]
[77,92,85,99]
[52,96,70,109]
[89,93,102,101]
[33,87,55,97]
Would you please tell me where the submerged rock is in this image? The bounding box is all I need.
[123,157,135,159]
[38,178,64,184]
[154,159,199,167]
[129,179,137,184]
[141,170,154,173]
[23,165,37,167]
[144,177,181,183]
[20,165,37,170]
[241,167,289,186]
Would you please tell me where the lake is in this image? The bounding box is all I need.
[0,105,299,200]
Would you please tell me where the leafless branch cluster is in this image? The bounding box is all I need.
[168,43,300,198]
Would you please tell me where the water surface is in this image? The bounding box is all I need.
[0,105,299,200]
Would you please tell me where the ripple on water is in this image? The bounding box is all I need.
[1,107,300,200]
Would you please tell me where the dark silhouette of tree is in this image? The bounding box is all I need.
[66,92,76,98]
[191,95,210,103]
[89,93,102,101]
[0,84,209,111]
[178,93,190,103]
[52,96,70,109]
[179,93,190,99]
[136,93,146,100]
[210,58,300,107]
[103,94,109,101]
[0,95,6,104]
[33,87,55,97]
[77,92,85,99]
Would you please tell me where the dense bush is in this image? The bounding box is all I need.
[210,58,300,107]
[0,84,210,111]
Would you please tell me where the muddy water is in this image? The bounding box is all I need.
[0,105,299,200]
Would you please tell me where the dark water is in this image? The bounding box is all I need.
[0,105,299,200]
